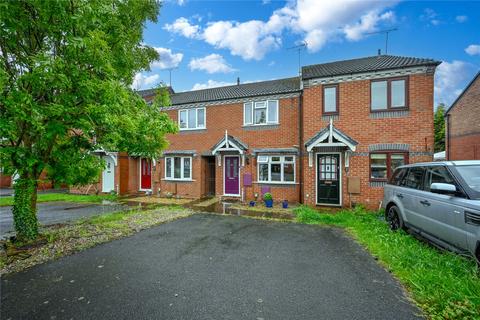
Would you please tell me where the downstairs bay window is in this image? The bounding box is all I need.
[257,155,295,183]
[370,152,408,181]
[165,156,192,180]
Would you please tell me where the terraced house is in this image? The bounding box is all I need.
[74,55,441,210]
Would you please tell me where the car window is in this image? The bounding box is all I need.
[400,167,425,190]
[389,168,407,185]
[424,166,456,192]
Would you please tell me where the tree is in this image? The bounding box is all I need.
[0,0,177,241]
[434,103,446,153]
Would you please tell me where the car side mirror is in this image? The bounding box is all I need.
[430,183,457,195]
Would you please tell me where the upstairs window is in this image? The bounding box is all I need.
[323,85,338,114]
[370,152,408,181]
[179,108,206,130]
[165,157,192,180]
[244,100,278,125]
[258,155,295,183]
[371,77,407,111]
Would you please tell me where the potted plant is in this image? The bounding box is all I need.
[263,192,273,208]
[282,200,288,209]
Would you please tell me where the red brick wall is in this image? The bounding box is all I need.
[156,96,301,202]
[302,73,435,209]
[446,75,480,160]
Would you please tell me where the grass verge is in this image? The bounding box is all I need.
[295,205,480,320]
[0,206,193,275]
[0,193,118,207]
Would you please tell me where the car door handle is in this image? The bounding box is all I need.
[420,200,431,206]
[397,193,404,199]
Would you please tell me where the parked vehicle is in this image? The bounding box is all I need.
[382,161,480,264]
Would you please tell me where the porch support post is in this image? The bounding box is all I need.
[217,154,222,166]
[308,151,313,167]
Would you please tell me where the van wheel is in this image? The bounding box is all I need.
[386,205,404,231]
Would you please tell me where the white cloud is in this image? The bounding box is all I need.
[202,19,284,60]
[131,73,160,90]
[465,44,480,56]
[434,60,476,106]
[191,80,235,91]
[189,54,235,73]
[344,10,395,41]
[421,8,441,26]
[151,47,183,69]
[456,15,468,23]
[165,0,399,59]
[164,17,200,39]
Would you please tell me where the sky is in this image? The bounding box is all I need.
[133,0,480,107]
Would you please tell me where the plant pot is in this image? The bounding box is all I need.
[282,200,288,209]
[249,201,256,207]
[264,199,273,208]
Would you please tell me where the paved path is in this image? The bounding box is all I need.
[1,214,422,320]
[0,202,126,237]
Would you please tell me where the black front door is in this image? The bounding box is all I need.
[317,154,340,205]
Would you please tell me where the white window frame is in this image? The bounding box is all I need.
[243,100,279,126]
[164,156,193,181]
[178,107,206,130]
[257,155,295,184]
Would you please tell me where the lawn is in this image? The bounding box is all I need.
[0,193,118,207]
[295,206,480,320]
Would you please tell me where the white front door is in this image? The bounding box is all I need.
[102,156,115,192]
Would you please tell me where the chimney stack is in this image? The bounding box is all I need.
[237,77,240,85]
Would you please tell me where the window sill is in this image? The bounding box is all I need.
[162,178,195,182]
[370,107,409,113]
[254,181,297,185]
[243,123,279,127]
[179,128,206,132]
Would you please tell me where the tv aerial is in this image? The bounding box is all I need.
[366,28,398,54]
[287,41,308,75]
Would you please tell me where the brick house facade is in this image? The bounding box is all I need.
[445,72,480,161]
[72,55,440,210]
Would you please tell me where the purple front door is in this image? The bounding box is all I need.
[224,156,240,195]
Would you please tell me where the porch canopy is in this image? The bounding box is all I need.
[211,131,248,166]
[304,120,358,167]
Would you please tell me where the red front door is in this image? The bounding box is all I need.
[141,158,152,190]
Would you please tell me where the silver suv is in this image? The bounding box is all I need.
[382,161,480,263]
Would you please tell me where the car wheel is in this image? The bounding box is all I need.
[386,205,404,231]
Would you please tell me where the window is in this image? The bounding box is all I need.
[424,166,456,192]
[323,85,338,114]
[257,155,295,183]
[370,152,408,181]
[244,100,279,125]
[179,108,206,130]
[389,167,407,186]
[400,167,425,190]
[165,157,192,180]
[371,77,407,111]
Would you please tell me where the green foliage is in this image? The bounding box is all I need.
[263,192,273,201]
[0,0,177,238]
[434,104,446,153]
[294,206,480,319]
[12,179,39,241]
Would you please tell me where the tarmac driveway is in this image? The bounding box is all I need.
[0,202,126,237]
[1,214,422,320]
